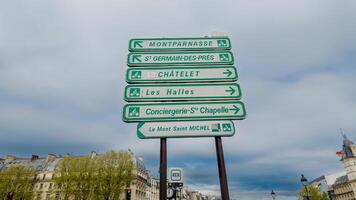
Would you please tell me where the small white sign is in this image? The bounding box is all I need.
[167,188,175,198]
[169,168,183,183]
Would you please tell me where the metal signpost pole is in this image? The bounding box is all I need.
[215,136,230,200]
[179,187,182,200]
[160,138,167,200]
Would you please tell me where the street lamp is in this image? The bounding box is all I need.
[300,174,310,200]
[271,190,276,200]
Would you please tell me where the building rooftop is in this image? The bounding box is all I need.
[311,172,346,187]
[0,151,149,174]
[0,159,4,170]
[325,172,347,186]
[311,175,325,183]
[1,154,63,172]
[335,175,349,185]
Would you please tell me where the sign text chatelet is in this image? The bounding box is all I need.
[126,66,238,83]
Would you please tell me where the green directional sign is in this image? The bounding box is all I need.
[124,83,241,102]
[127,51,234,67]
[122,101,246,122]
[129,37,231,51]
[137,120,235,139]
[126,66,238,83]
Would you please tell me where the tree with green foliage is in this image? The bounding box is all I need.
[0,166,36,200]
[96,151,135,200]
[53,151,135,200]
[52,156,95,200]
[298,185,329,200]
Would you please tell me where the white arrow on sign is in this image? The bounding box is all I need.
[137,120,235,139]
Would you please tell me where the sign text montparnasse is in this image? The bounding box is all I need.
[129,37,231,51]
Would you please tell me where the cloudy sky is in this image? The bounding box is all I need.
[1,0,356,199]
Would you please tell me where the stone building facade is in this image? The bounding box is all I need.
[129,155,151,200]
[333,135,356,200]
[0,151,154,200]
[150,178,160,200]
[310,171,346,200]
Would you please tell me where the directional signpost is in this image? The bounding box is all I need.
[123,101,246,122]
[123,36,246,200]
[137,121,235,139]
[124,83,241,101]
[127,51,234,66]
[126,66,238,83]
[129,37,231,51]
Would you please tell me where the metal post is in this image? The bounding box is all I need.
[304,186,310,200]
[160,138,167,200]
[215,136,230,200]
[179,187,182,200]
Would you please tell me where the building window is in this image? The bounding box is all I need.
[36,193,41,200]
[43,174,46,180]
[40,183,43,189]
[49,183,53,189]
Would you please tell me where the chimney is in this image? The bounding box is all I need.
[90,151,97,158]
[31,155,39,161]
[5,155,16,163]
[128,148,134,156]
[46,154,56,163]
